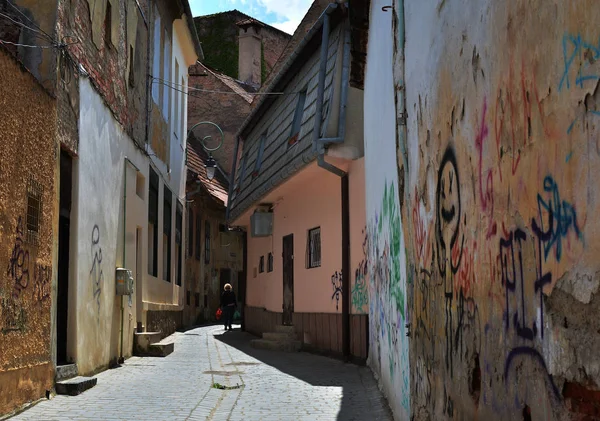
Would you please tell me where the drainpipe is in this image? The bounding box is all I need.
[121,157,140,364]
[313,6,351,360]
[396,0,408,181]
[225,136,241,222]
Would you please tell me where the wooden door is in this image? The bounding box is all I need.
[282,234,294,325]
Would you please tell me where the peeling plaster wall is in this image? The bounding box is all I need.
[0,49,57,415]
[363,0,410,418]
[385,0,600,419]
[74,78,148,374]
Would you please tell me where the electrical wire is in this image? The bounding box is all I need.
[0,11,55,43]
[151,76,302,96]
[5,0,54,42]
[0,39,56,48]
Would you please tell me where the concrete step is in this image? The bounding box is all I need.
[250,339,302,352]
[55,364,78,382]
[274,325,295,334]
[263,332,296,341]
[146,340,174,357]
[55,376,97,396]
[133,331,163,356]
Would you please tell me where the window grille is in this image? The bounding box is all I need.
[26,178,42,245]
[307,227,321,268]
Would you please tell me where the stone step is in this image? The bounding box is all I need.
[133,331,163,356]
[274,325,295,334]
[263,332,296,341]
[250,339,302,352]
[55,364,78,382]
[146,340,174,357]
[55,376,97,396]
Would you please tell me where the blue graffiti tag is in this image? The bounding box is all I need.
[559,33,600,92]
[531,176,582,262]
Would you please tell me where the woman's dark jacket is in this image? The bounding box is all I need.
[221,290,236,307]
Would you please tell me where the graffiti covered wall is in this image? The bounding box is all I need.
[364,0,410,419]
[397,0,600,419]
[0,49,57,415]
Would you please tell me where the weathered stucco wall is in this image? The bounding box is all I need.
[363,0,410,418]
[74,78,148,374]
[386,0,600,419]
[0,49,57,415]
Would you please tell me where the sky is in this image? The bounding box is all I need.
[189,0,313,35]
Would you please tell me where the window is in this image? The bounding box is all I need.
[204,221,211,264]
[195,214,201,261]
[104,1,112,46]
[163,187,172,282]
[26,178,42,245]
[187,208,194,257]
[195,292,200,307]
[253,132,267,177]
[267,252,273,272]
[148,168,159,276]
[186,290,191,306]
[180,76,186,142]
[152,8,161,102]
[173,59,180,138]
[289,88,307,146]
[307,227,321,268]
[235,154,247,192]
[162,30,171,120]
[259,256,265,273]
[175,202,182,286]
[129,46,135,87]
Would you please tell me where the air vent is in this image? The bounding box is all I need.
[250,212,273,237]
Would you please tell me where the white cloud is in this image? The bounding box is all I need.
[258,0,312,34]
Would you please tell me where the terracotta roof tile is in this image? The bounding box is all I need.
[187,142,229,206]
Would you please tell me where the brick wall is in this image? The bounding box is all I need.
[187,69,252,175]
[56,0,148,151]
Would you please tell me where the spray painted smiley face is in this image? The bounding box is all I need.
[436,146,461,275]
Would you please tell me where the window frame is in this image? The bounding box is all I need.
[163,186,172,282]
[259,256,265,273]
[288,88,307,147]
[195,214,201,261]
[252,131,267,178]
[175,202,182,286]
[148,168,159,276]
[267,252,273,273]
[307,227,321,269]
[204,220,211,264]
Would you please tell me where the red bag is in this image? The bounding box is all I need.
[216,308,222,320]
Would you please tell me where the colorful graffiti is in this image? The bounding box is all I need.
[367,180,410,415]
[351,229,369,313]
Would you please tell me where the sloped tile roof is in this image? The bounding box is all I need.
[187,142,229,206]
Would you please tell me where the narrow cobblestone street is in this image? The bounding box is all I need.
[10,325,392,421]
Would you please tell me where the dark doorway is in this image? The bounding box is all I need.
[57,150,72,364]
[282,234,294,326]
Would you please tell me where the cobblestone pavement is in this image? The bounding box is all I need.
[11,325,393,421]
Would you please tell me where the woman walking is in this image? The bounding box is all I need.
[220,283,237,331]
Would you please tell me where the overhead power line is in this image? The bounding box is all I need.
[151,77,302,97]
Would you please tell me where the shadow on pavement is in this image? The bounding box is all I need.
[213,326,393,421]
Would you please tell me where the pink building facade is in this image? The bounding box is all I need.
[227,5,369,360]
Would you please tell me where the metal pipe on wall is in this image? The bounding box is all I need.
[313,5,352,359]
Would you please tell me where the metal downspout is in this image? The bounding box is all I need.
[313,6,351,359]
[318,18,352,145]
[396,0,408,178]
[226,136,241,222]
